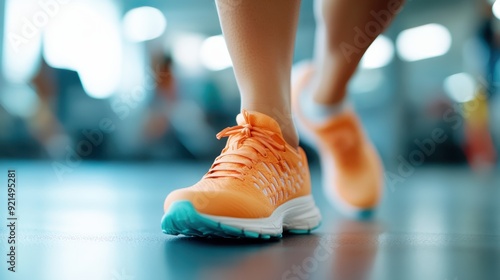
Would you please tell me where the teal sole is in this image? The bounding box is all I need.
[161,201,320,239]
[356,209,375,220]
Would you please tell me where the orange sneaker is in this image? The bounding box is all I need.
[292,63,383,218]
[161,110,322,238]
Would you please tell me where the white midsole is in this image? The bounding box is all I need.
[200,195,322,235]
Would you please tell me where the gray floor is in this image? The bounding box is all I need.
[0,161,499,280]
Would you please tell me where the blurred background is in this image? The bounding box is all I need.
[0,0,499,173]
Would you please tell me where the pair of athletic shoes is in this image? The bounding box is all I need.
[161,65,383,239]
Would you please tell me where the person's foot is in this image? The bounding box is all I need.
[292,63,383,218]
[162,110,322,238]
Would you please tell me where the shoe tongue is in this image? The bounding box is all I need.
[236,110,283,135]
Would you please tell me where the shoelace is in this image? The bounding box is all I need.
[204,110,286,180]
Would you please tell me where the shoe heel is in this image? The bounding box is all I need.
[283,197,322,233]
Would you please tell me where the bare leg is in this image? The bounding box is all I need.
[313,0,404,104]
[290,0,405,215]
[215,0,301,147]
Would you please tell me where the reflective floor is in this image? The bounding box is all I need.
[0,161,499,280]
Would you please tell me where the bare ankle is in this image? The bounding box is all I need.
[281,128,299,148]
[241,105,299,148]
[313,93,345,106]
[265,113,299,148]
[310,80,347,105]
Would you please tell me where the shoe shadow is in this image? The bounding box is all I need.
[162,219,383,280]
[163,234,320,280]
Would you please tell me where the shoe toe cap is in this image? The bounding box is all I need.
[163,186,272,218]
